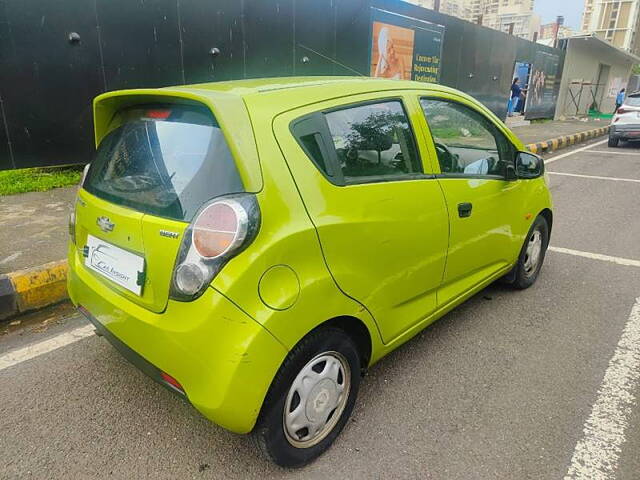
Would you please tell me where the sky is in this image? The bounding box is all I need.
[534,0,584,29]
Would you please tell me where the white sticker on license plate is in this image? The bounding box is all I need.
[85,234,145,295]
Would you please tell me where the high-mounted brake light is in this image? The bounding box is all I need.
[170,194,260,301]
[145,109,172,120]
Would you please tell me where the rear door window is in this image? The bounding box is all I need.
[325,101,422,182]
[84,104,244,222]
[291,100,423,185]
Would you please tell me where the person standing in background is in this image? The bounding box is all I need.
[507,78,521,117]
[615,88,626,113]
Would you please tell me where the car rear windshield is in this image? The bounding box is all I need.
[625,96,640,106]
[84,103,244,222]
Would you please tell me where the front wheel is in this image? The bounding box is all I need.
[506,215,549,289]
[253,328,361,468]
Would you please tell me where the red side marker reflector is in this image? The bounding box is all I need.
[146,109,171,119]
[160,372,184,392]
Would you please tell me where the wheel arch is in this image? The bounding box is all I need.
[539,208,553,236]
[320,315,373,370]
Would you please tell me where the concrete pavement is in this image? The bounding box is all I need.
[510,118,609,146]
[0,187,77,275]
[1,138,640,478]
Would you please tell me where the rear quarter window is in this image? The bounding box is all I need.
[85,104,244,222]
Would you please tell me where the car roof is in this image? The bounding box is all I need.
[171,76,444,96]
[168,76,467,111]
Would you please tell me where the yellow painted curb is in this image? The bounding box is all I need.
[525,125,609,154]
[7,260,69,313]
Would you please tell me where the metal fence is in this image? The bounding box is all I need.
[0,0,565,170]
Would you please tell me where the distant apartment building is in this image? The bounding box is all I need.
[406,0,540,41]
[539,17,575,44]
[581,0,640,55]
[409,0,471,18]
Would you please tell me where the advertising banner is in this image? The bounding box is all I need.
[370,8,445,83]
[525,51,561,119]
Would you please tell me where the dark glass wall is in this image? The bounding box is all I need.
[0,0,564,170]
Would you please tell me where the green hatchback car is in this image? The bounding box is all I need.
[68,77,552,467]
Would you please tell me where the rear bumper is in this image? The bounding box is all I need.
[610,124,640,139]
[67,243,288,434]
[79,306,188,397]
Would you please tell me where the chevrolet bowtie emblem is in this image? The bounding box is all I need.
[97,216,115,233]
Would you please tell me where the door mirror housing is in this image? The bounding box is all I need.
[505,163,518,181]
[515,151,544,179]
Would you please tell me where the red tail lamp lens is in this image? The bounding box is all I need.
[192,201,246,258]
[617,108,628,114]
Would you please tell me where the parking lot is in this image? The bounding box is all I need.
[1,137,639,479]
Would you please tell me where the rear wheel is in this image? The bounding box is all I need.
[609,135,620,147]
[254,328,361,468]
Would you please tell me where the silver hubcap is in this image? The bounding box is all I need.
[283,352,350,448]
[524,229,543,276]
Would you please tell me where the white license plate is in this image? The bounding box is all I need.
[85,235,145,295]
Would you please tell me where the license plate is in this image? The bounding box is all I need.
[85,235,145,295]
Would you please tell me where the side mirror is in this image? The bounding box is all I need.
[515,151,544,179]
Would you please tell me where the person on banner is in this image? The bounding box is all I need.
[374,27,407,80]
[615,88,626,113]
[507,78,521,117]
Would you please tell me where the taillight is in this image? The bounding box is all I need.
[170,194,260,301]
[192,201,248,258]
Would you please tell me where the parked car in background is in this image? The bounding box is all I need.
[68,77,552,467]
[610,92,640,147]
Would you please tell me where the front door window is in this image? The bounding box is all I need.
[421,99,514,177]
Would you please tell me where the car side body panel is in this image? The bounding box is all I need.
[270,91,451,345]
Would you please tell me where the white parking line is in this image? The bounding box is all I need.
[549,246,640,268]
[589,150,640,156]
[565,297,640,480]
[0,324,95,372]
[547,172,640,184]
[546,139,609,164]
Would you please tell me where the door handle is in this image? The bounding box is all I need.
[458,202,473,218]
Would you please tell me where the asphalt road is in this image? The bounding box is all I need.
[2,137,640,479]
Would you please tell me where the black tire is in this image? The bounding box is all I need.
[609,135,619,148]
[506,215,549,290]
[253,327,361,468]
